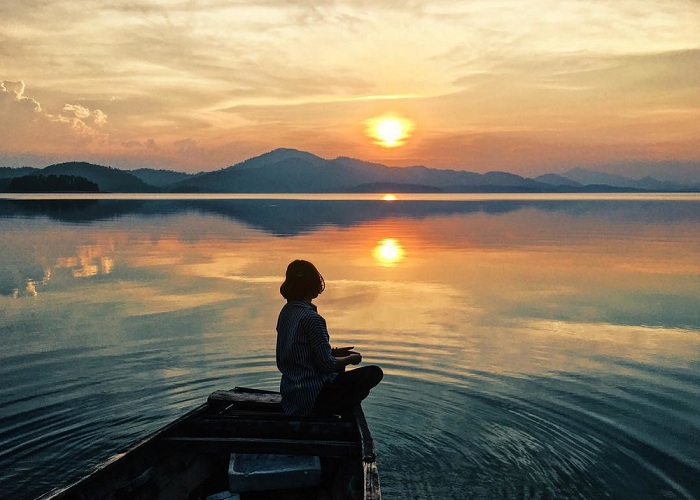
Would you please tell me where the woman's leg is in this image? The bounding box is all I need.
[313,365,383,415]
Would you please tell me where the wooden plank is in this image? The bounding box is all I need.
[186,416,357,440]
[231,386,279,395]
[364,461,382,500]
[213,409,347,422]
[160,436,360,457]
[208,390,286,415]
[209,390,282,405]
[353,406,376,463]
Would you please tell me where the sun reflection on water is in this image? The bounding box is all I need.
[373,238,405,267]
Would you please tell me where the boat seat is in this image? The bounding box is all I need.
[207,389,350,422]
[159,390,362,458]
[208,389,283,411]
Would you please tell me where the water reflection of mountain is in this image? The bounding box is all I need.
[1,198,699,235]
[0,198,522,233]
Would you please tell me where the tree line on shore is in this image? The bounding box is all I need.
[8,174,99,193]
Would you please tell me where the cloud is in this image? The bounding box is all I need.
[174,138,201,155]
[63,104,108,126]
[1,80,26,96]
[0,80,42,114]
[0,80,108,153]
[121,138,159,151]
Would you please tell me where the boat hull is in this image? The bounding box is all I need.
[37,388,380,500]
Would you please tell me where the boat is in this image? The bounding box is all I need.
[37,387,381,500]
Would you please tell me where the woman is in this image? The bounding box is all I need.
[276,259,383,416]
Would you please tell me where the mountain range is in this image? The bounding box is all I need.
[1,149,698,193]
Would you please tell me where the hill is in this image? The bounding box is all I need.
[1,151,698,193]
[8,174,99,192]
[41,162,157,192]
[534,174,583,188]
[171,149,555,193]
[588,161,700,185]
[0,166,39,179]
[554,167,698,191]
[130,168,194,188]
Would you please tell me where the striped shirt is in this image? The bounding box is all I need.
[276,301,337,416]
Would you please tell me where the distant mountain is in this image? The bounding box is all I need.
[590,161,700,185]
[534,174,583,188]
[1,151,698,193]
[1,163,162,192]
[171,148,555,193]
[0,168,34,191]
[334,158,487,190]
[353,182,443,193]
[172,149,339,192]
[455,171,545,191]
[558,167,694,191]
[172,148,401,192]
[130,168,193,188]
[42,162,157,192]
[235,148,328,170]
[0,166,39,179]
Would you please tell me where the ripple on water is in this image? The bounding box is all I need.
[361,338,700,499]
[0,338,277,498]
[2,329,699,499]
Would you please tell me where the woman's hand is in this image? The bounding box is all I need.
[333,351,362,371]
[347,353,362,365]
[332,346,356,357]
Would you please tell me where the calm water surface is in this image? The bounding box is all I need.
[0,194,699,499]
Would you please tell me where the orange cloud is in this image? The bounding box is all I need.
[0,80,108,153]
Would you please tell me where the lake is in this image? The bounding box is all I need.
[1,193,699,499]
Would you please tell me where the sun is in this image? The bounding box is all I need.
[365,115,414,148]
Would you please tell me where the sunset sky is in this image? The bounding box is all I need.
[1,0,699,176]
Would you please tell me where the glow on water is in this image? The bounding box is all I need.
[0,194,699,499]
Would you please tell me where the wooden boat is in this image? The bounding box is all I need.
[38,388,380,500]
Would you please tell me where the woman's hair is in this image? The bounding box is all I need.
[280,259,325,301]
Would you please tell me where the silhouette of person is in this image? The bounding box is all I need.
[276,259,383,416]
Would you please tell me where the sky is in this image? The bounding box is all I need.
[1,0,699,177]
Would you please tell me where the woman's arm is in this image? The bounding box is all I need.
[333,352,362,371]
[303,315,340,374]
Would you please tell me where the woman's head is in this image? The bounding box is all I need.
[280,260,325,301]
